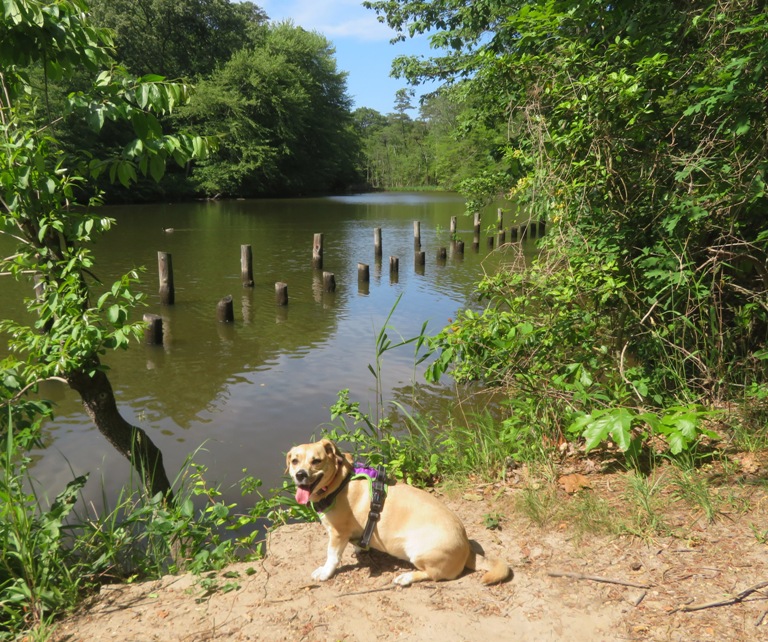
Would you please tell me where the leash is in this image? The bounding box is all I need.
[358,462,387,550]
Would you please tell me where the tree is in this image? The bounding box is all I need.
[1,0,211,496]
[88,0,268,79]
[179,22,360,197]
[368,1,768,434]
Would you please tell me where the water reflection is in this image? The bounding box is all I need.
[0,193,537,511]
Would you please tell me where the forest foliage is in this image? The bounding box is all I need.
[22,0,507,200]
[367,0,768,454]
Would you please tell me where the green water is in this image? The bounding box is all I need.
[1,192,534,508]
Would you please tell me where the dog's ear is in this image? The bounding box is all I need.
[321,438,340,458]
[285,447,294,472]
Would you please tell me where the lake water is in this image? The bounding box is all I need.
[1,192,534,510]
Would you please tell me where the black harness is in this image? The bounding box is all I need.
[310,461,387,550]
[357,462,387,550]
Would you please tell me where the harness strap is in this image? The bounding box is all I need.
[358,463,387,550]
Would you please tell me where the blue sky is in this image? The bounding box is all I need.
[256,0,438,115]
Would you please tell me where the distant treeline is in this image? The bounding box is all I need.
[40,0,503,202]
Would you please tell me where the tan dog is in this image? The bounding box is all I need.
[286,439,511,586]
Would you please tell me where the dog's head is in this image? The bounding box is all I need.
[286,439,349,505]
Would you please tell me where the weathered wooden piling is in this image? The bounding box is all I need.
[413,221,421,249]
[510,226,518,241]
[358,262,369,282]
[275,282,288,306]
[487,236,494,249]
[217,295,235,323]
[323,271,336,293]
[158,251,174,305]
[389,256,399,276]
[455,240,465,256]
[143,313,163,345]
[415,250,425,275]
[450,216,457,237]
[498,230,506,245]
[497,208,504,232]
[312,233,323,270]
[539,220,546,236]
[437,247,447,264]
[473,212,481,248]
[241,244,254,287]
[529,221,537,239]
[374,227,382,258]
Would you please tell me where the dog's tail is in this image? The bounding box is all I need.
[468,540,512,585]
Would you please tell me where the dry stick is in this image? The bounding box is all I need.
[547,570,652,590]
[338,585,397,598]
[676,579,768,613]
[756,608,768,627]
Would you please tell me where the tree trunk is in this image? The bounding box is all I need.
[66,364,173,498]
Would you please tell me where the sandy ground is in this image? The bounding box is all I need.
[52,474,768,642]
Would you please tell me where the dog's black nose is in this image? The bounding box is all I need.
[295,469,309,483]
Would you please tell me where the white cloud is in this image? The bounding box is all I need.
[259,0,394,41]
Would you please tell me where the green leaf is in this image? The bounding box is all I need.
[149,154,165,182]
[106,304,121,324]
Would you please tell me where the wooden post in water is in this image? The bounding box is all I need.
[498,230,506,245]
[389,256,399,284]
[487,236,494,249]
[312,233,324,270]
[415,250,425,275]
[158,251,174,305]
[473,212,481,249]
[529,221,537,239]
[413,221,421,249]
[323,271,336,293]
[437,247,447,265]
[450,216,457,237]
[217,295,234,323]
[374,227,382,259]
[143,313,163,345]
[275,282,288,306]
[539,220,546,236]
[389,256,399,276]
[455,240,465,257]
[497,208,504,233]
[241,244,254,287]
[510,226,518,241]
[358,262,370,295]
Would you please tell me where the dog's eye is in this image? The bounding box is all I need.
[291,458,299,465]
[311,458,321,465]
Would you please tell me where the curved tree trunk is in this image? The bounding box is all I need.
[67,364,173,499]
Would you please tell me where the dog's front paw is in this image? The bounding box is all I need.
[311,566,335,581]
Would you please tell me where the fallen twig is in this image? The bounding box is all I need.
[756,608,768,627]
[547,570,652,589]
[338,585,396,597]
[676,580,768,613]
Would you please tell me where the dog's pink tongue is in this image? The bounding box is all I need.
[295,485,311,505]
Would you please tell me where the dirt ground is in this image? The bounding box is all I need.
[52,465,768,642]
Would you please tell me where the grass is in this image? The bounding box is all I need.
[516,484,559,528]
[0,422,287,640]
[670,468,719,523]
